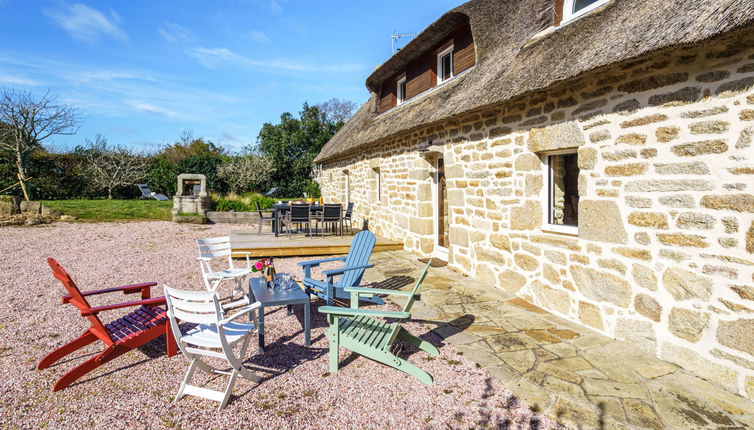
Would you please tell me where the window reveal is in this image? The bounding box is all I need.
[548,153,579,227]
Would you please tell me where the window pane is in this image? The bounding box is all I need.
[573,0,601,12]
[549,153,579,226]
[399,80,406,102]
[442,53,452,80]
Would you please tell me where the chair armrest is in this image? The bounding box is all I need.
[297,256,347,268]
[197,256,212,261]
[322,264,373,277]
[80,296,167,316]
[63,282,157,303]
[220,301,261,325]
[343,287,419,299]
[318,306,410,320]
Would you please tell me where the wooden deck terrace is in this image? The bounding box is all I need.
[230,229,404,258]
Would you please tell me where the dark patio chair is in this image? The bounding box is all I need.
[281,204,311,238]
[255,201,275,236]
[316,203,343,237]
[343,202,354,234]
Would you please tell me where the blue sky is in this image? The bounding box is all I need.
[0,0,465,153]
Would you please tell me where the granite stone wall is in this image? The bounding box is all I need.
[317,36,754,399]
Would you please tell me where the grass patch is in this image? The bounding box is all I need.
[42,199,172,222]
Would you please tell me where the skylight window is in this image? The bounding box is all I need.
[561,0,610,23]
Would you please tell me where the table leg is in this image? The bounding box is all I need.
[258,305,266,352]
[304,299,311,346]
[274,209,279,237]
[286,304,293,316]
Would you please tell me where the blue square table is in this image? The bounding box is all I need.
[249,277,311,352]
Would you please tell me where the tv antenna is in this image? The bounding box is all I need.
[391,31,417,54]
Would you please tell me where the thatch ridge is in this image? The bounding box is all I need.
[316,0,754,163]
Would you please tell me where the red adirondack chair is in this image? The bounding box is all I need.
[38,257,177,391]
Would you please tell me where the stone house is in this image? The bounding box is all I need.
[313,0,754,400]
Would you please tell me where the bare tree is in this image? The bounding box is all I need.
[315,98,358,124]
[80,134,148,199]
[0,88,80,200]
[217,155,275,193]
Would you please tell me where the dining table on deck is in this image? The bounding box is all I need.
[271,203,324,237]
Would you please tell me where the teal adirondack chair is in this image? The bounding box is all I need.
[318,261,439,385]
[298,230,379,305]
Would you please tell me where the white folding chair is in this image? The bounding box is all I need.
[164,286,262,411]
[196,236,251,308]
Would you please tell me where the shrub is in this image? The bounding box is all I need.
[240,192,277,210]
[214,198,250,212]
[212,193,277,212]
[302,180,321,198]
[146,157,178,196]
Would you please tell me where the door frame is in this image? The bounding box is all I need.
[432,156,449,261]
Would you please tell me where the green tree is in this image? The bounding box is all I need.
[255,103,340,197]
[0,89,80,200]
[146,157,178,196]
[178,155,227,193]
[159,130,226,164]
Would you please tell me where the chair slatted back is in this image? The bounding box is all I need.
[163,286,224,359]
[197,236,233,257]
[47,258,113,345]
[196,237,234,275]
[340,230,376,288]
[402,261,432,313]
[322,204,342,222]
[345,202,354,217]
[164,287,223,326]
[289,204,311,223]
[255,201,265,217]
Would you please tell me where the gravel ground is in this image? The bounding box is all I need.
[0,221,560,429]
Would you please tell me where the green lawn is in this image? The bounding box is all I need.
[42,199,172,221]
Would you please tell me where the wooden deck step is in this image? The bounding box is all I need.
[229,230,403,258]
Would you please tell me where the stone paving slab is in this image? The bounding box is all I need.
[364,251,754,429]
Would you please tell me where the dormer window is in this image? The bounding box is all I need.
[374,20,474,114]
[397,77,407,104]
[561,0,610,24]
[437,46,454,84]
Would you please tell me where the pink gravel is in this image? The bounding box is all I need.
[0,221,560,429]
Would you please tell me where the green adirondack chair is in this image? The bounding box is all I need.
[318,260,439,385]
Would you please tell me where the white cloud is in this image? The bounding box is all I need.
[221,132,240,142]
[127,100,175,117]
[159,22,194,44]
[186,47,362,73]
[269,0,282,14]
[0,73,41,86]
[248,29,270,44]
[73,70,159,84]
[44,3,127,43]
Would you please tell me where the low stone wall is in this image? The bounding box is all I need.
[206,211,259,225]
[317,35,754,399]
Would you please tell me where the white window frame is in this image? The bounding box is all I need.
[343,170,350,204]
[540,150,579,236]
[562,0,611,24]
[396,77,407,105]
[374,167,382,205]
[436,45,454,85]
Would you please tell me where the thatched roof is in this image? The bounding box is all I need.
[315,0,754,163]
